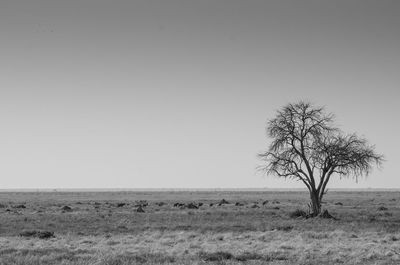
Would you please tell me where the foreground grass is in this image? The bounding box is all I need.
[1,230,400,264]
[1,190,400,264]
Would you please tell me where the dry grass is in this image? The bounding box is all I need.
[0,190,400,264]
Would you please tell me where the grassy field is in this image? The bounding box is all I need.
[0,190,400,264]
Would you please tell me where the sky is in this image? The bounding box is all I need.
[0,0,399,189]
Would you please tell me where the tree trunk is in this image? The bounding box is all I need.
[309,190,321,217]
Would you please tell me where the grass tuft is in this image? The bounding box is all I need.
[199,251,234,261]
[235,252,265,261]
[19,230,55,239]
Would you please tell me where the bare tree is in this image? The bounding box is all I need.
[259,101,383,216]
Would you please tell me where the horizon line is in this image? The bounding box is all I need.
[0,187,399,192]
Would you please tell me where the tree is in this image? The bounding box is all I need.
[259,101,383,216]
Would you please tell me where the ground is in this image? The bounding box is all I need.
[0,190,399,264]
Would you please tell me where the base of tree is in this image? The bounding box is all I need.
[318,209,338,220]
[306,209,338,219]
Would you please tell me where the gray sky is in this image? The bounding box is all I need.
[0,0,399,189]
